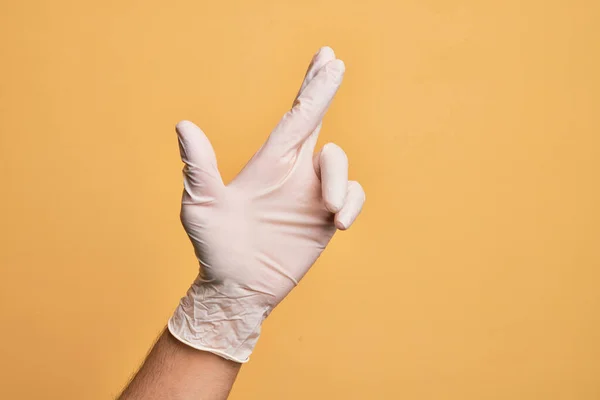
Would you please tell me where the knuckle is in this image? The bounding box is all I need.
[349,180,366,201]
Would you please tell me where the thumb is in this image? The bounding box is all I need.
[176,120,224,204]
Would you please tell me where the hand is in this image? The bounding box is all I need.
[168,47,365,363]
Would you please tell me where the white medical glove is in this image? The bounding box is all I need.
[168,47,366,363]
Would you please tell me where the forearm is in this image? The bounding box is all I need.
[118,329,241,400]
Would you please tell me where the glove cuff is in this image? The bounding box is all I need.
[167,276,270,363]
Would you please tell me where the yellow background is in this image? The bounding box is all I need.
[1,0,599,398]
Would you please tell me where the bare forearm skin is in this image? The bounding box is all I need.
[118,329,241,400]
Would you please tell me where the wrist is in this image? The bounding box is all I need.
[168,275,272,363]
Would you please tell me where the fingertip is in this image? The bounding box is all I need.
[317,46,335,59]
[329,59,345,74]
[322,142,348,163]
[176,120,197,134]
[332,181,365,231]
[334,216,348,230]
[322,59,345,85]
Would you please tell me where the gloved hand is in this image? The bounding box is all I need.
[168,47,366,363]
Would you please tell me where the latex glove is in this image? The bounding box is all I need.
[168,47,366,363]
